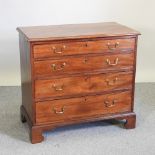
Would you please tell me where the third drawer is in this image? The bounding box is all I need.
[35,72,133,101]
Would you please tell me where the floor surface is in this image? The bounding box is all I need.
[0,83,155,155]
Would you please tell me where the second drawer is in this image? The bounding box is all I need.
[35,72,133,100]
[34,53,134,78]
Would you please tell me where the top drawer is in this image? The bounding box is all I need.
[33,38,135,59]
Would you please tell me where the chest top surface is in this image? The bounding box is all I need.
[17,22,140,42]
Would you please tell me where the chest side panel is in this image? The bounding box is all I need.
[19,33,34,123]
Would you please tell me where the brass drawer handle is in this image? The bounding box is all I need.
[53,106,65,114]
[52,45,66,54]
[106,77,118,86]
[51,62,66,71]
[104,100,117,108]
[53,84,64,91]
[106,58,119,66]
[107,42,119,50]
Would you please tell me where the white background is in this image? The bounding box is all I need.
[0,0,155,86]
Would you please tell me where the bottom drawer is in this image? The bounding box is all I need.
[36,91,132,124]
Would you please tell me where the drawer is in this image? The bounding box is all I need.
[33,38,135,59]
[36,91,132,124]
[35,72,133,100]
[34,53,134,78]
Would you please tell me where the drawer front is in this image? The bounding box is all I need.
[33,38,135,59]
[35,72,133,100]
[36,91,132,124]
[34,53,134,78]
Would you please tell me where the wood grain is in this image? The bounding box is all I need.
[34,53,134,78]
[19,33,34,123]
[20,105,136,143]
[17,22,140,41]
[33,38,135,59]
[35,72,133,100]
[35,91,132,124]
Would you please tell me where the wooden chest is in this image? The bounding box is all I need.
[17,22,140,143]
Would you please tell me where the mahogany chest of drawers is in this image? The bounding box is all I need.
[17,22,140,143]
